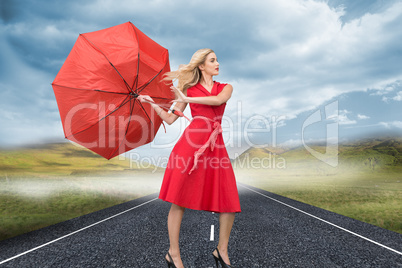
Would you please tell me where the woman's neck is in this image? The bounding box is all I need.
[200,75,214,87]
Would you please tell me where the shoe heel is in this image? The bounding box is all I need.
[213,255,220,267]
[212,248,234,268]
[165,252,176,268]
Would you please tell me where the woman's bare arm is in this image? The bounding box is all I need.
[161,102,188,125]
[138,95,188,125]
[172,84,233,106]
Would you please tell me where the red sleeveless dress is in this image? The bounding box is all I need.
[158,82,241,213]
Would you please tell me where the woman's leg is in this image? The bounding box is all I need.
[214,212,235,265]
[166,203,185,267]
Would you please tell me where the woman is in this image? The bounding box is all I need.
[139,48,241,268]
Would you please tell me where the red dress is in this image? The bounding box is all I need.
[158,81,241,213]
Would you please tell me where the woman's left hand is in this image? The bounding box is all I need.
[170,86,188,103]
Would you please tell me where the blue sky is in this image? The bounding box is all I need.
[1,0,402,159]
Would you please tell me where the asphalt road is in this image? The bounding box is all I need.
[0,183,401,267]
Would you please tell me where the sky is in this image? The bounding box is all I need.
[1,0,402,160]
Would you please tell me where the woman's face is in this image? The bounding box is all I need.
[199,53,219,77]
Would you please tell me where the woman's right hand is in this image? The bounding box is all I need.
[137,95,155,104]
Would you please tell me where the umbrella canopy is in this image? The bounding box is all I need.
[52,22,173,159]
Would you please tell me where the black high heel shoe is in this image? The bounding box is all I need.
[212,248,235,268]
[165,252,177,268]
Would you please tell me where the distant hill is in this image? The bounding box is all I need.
[2,136,401,178]
[233,136,402,171]
[339,137,402,167]
[0,142,163,177]
[238,146,289,158]
[372,139,402,163]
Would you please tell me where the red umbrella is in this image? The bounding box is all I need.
[52,22,174,159]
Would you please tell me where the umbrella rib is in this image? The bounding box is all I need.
[80,34,134,94]
[136,99,154,125]
[108,98,156,159]
[65,95,132,139]
[136,59,169,95]
[108,98,137,159]
[52,83,130,96]
[128,22,170,100]
[129,22,140,93]
[134,52,140,91]
[93,89,131,96]
[147,96,174,101]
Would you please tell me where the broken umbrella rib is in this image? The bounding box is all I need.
[80,33,135,95]
[65,94,132,140]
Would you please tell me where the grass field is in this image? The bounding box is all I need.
[0,142,163,241]
[0,174,163,241]
[234,152,402,234]
[0,138,401,241]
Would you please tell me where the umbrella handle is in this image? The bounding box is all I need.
[140,95,191,122]
[171,109,191,122]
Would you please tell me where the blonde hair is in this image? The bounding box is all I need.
[163,48,214,91]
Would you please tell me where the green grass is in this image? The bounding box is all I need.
[0,192,136,241]
[0,174,163,241]
[271,186,401,233]
[0,142,162,177]
[234,137,402,234]
[0,142,166,241]
[235,163,402,234]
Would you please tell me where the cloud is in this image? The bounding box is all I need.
[379,121,402,129]
[327,0,399,24]
[357,114,370,120]
[223,0,402,126]
[392,91,402,101]
[1,0,402,151]
[280,138,303,148]
[381,90,402,102]
[336,110,356,125]
[369,80,402,96]
[0,33,63,146]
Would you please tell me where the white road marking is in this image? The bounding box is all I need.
[240,185,402,256]
[210,225,215,241]
[0,198,158,265]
